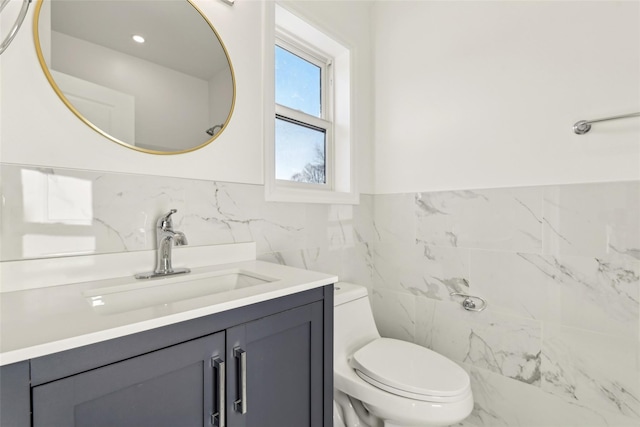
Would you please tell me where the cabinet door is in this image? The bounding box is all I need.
[226,302,324,427]
[32,332,226,427]
[0,361,30,427]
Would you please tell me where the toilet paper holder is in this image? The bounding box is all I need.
[450,292,487,312]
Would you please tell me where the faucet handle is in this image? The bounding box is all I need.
[158,209,178,229]
[164,209,178,220]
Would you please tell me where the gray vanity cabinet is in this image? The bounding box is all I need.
[226,302,324,427]
[1,286,333,427]
[32,332,225,427]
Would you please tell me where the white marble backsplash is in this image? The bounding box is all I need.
[0,165,374,287]
[1,163,638,426]
[372,181,640,426]
[414,188,544,253]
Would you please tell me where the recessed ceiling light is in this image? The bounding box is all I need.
[132,35,145,44]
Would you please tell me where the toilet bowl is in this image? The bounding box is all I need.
[333,282,473,427]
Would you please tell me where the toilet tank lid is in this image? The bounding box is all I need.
[333,282,368,306]
[350,338,470,397]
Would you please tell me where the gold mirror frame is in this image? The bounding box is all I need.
[33,0,236,155]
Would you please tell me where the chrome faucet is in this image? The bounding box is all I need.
[135,209,190,279]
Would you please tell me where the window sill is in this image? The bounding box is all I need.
[265,183,359,205]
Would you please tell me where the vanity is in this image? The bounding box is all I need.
[0,244,336,427]
[1,0,335,423]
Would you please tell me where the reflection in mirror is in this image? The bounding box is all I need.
[34,0,235,154]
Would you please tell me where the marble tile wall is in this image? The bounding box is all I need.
[0,164,374,289]
[372,182,640,426]
[2,163,638,425]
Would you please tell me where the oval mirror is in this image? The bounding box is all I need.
[33,0,235,154]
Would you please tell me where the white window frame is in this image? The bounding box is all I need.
[265,3,358,204]
[274,37,333,190]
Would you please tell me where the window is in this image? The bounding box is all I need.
[275,41,331,187]
[265,4,357,204]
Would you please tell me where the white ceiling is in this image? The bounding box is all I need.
[51,0,229,81]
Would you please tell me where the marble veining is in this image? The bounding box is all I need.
[469,251,548,320]
[468,365,640,426]
[2,163,639,426]
[414,187,543,253]
[542,182,640,260]
[464,331,541,385]
[408,239,471,300]
[541,325,640,419]
[427,301,543,386]
[518,253,639,338]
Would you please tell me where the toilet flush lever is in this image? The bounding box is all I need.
[450,292,487,312]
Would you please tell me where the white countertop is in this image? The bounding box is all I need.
[0,260,337,366]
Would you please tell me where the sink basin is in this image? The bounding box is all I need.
[83,269,277,315]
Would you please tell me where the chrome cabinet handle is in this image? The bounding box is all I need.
[212,358,225,427]
[233,348,247,414]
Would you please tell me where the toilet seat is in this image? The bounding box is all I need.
[349,338,470,403]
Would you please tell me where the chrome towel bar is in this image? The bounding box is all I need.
[573,112,640,135]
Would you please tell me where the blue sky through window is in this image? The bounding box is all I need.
[275,118,325,183]
[275,45,326,183]
[275,46,321,117]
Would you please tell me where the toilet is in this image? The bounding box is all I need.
[333,282,473,427]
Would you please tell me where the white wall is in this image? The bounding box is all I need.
[52,31,211,151]
[1,0,264,183]
[0,0,373,193]
[373,0,640,194]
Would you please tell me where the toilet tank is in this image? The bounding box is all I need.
[334,282,369,306]
[334,282,381,358]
